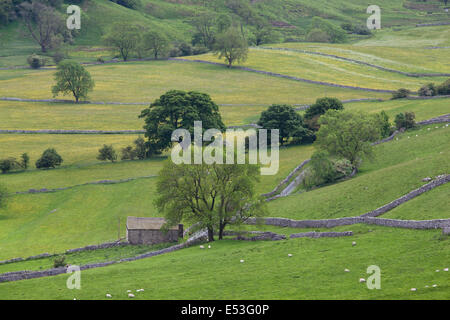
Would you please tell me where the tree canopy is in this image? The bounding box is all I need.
[213,28,248,68]
[142,31,169,59]
[155,160,266,242]
[35,148,63,169]
[20,1,67,52]
[103,23,140,61]
[257,104,313,145]
[139,90,225,156]
[316,110,381,168]
[52,61,95,102]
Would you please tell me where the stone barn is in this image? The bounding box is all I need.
[126,217,183,245]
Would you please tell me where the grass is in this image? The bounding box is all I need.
[0,134,144,167]
[270,40,450,74]
[0,101,268,130]
[185,48,448,91]
[0,226,448,299]
[0,243,172,274]
[267,124,450,220]
[0,142,314,260]
[0,60,391,105]
[0,179,161,260]
[342,98,450,121]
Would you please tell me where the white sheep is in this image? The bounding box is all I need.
[344,269,350,272]
[359,278,365,283]
[199,245,205,249]
[288,254,292,257]
[106,294,112,298]
[410,288,417,292]
[240,259,244,263]
[352,241,356,247]
[444,268,448,272]
[128,293,135,298]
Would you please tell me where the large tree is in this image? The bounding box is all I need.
[213,28,248,68]
[190,12,216,49]
[257,104,313,145]
[103,22,140,61]
[139,90,225,156]
[316,110,381,168]
[304,97,344,131]
[142,31,169,59]
[20,1,65,52]
[52,61,94,102]
[155,160,266,242]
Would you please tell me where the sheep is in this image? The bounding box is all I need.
[106,294,112,298]
[410,288,417,292]
[128,293,135,298]
[352,241,356,247]
[344,269,350,272]
[288,254,292,257]
[199,245,205,249]
[359,278,365,283]
[240,259,245,263]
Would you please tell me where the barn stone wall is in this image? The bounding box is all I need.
[127,229,179,245]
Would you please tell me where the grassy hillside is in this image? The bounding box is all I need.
[0,3,449,299]
[0,226,448,299]
[0,61,391,104]
[0,0,448,67]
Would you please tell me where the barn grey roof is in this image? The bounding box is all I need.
[126,217,178,230]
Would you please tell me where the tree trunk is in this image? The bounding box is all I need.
[207,227,215,242]
[218,222,225,240]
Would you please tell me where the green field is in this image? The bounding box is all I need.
[184,48,449,91]
[0,226,448,300]
[0,1,449,299]
[0,60,392,105]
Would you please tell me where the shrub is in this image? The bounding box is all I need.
[0,158,20,174]
[437,79,450,95]
[53,255,66,268]
[391,88,411,99]
[169,47,181,57]
[394,112,416,130]
[110,0,140,10]
[306,28,331,43]
[418,83,437,96]
[35,148,63,169]
[52,51,65,65]
[121,146,136,160]
[27,54,46,69]
[302,152,354,189]
[308,17,347,43]
[97,144,117,162]
[352,25,372,35]
[20,153,30,169]
[304,97,344,131]
[192,46,209,55]
[372,111,391,138]
[97,57,105,63]
[134,137,147,160]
